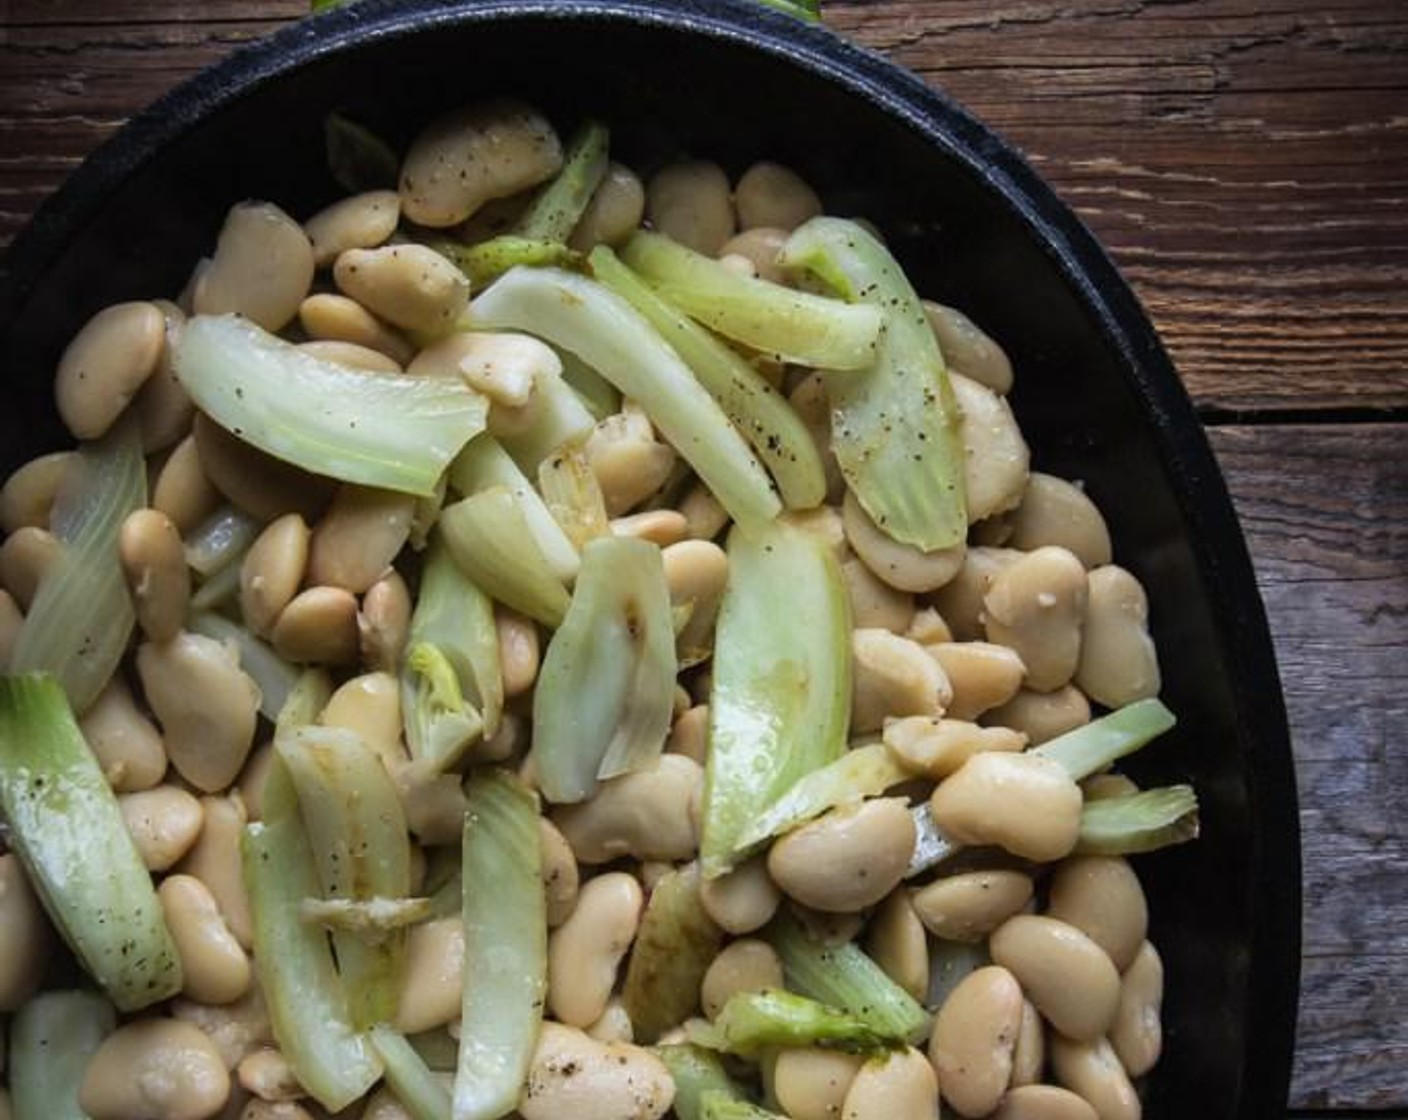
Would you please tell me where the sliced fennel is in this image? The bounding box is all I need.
[530,537,677,804]
[621,864,724,1043]
[700,1095,788,1120]
[592,246,826,510]
[436,236,583,287]
[556,348,621,420]
[735,744,911,852]
[183,504,260,577]
[767,909,929,1044]
[621,231,883,371]
[439,486,571,628]
[496,359,598,474]
[517,119,610,242]
[689,989,889,1058]
[0,674,181,1011]
[447,434,579,582]
[779,216,967,550]
[701,520,851,876]
[189,611,299,722]
[1076,784,1200,854]
[174,314,487,496]
[10,990,116,1120]
[654,1045,747,1120]
[470,266,782,527]
[454,771,547,1120]
[402,535,500,765]
[277,725,413,1029]
[537,444,610,549]
[10,418,144,713]
[1034,697,1177,778]
[370,1025,453,1120]
[299,896,433,938]
[243,766,383,1110]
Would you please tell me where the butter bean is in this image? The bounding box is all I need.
[911,869,1034,942]
[701,938,783,1019]
[153,433,222,534]
[304,189,401,266]
[990,915,1121,1042]
[237,743,277,822]
[1048,1034,1140,1120]
[1082,774,1141,801]
[319,671,404,769]
[539,817,581,928]
[134,301,195,453]
[1011,997,1045,1086]
[931,751,1082,862]
[194,414,333,523]
[161,875,252,1006]
[679,482,730,541]
[306,484,414,594]
[171,987,272,1071]
[271,586,360,665]
[139,633,260,792]
[79,675,168,792]
[195,201,314,332]
[983,546,1087,692]
[409,331,558,408]
[930,546,1022,642]
[699,856,781,935]
[549,872,644,1027]
[851,629,951,734]
[400,99,562,228]
[953,372,1029,522]
[0,854,50,1011]
[923,302,1014,395]
[906,607,951,645]
[882,716,1025,781]
[613,509,688,547]
[864,889,929,1001]
[295,340,403,373]
[985,684,1091,747]
[927,641,1025,722]
[841,1047,938,1120]
[0,526,59,610]
[570,162,646,251]
[121,508,191,643]
[735,161,822,231]
[361,1088,413,1120]
[235,1048,300,1102]
[55,301,165,439]
[718,227,789,283]
[665,703,709,766]
[1110,941,1163,1078]
[767,798,915,913]
[841,557,916,634]
[395,918,464,1033]
[1047,856,1148,973]
[774,1048,863,1120]
[178,796,253,949]
[1008,473,1112,569]
[929,965,1023,1118]
[662,540,728,661]
[585,412,677,516]
[334,244,469,335]
[120,785,205,871]
[239,514,309,638]
[520,1022,673,1120]
[359,569,412,671]
[0,450,73,533]
[1075,566,1161,708]
[843,490,965,593]
[991,1085,1099,1120]
[552,755,703,864]
[80,1019,230,1120]
[493,607,540,699]
[298,291,409,362]
[646,161,735,255]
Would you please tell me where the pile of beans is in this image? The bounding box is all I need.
[0,96,1170,1120]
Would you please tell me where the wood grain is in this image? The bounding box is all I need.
[1211,424,1408,1109]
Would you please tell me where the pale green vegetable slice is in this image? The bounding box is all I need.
[497,359,599,473]
[453,771,547,1120]
[537,443,610,549]
[173,313,487,496]
[780,216,967,550]
[654,1045,747,1120]
[0,673,181,1011]
[592,246,826,510]
[517,119,611,242]
[188,610,299,722]
[701,519,851,876]
[621,231,883,371]
[1034,697,1177,778]
[470,266,781,527]
[299,896,433,936]
[370,1025,453,1120]
[530,536,677,803]
[1076,784,1200,854]
[767,910,929,1044]
[700,1093,788,1120]
[183,504,259,577]
[436,236,583,287]
[243,767,383,1111]
[10,418,144,712]
[734,743,911,852]
[621,864,724,1042]
[439,486,571,628]
[11,990,115,1120]
[688,989,889,1059]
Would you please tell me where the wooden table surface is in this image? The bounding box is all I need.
[1,0,1404,1112]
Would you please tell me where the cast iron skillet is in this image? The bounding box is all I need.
[0,0,1299,1112]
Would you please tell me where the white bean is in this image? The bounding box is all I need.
[840,1047,938,1120]
[394,918,464,1034]
[79,674,168,792]
[1048,1034,1140,1120]
[0,450,73,534]
[519,1022,673,1120]
[55,301,165,439]
[334,244,470,335]
[843,489,965,593]
[989,915,1121,1042]
[734,162,822,232]
[700,938,783,1019]
[926,641,1026,721]
[923,302,1013,395]
[239,514,310,638]
[953,372,1029,522]
[79,1019,231,1120]
[178,796,253,949]
[1047,856,1148,972]
[570,162,647,251]
[1008,473,1112,569]
[120,508,191,644]
[773,1048,863,1120]
[991,1085,1099,1120]
[851,629,951,734]
[882,716,1025,781]
[551,755,702,864]
[306,484,414,594]
[985,684,1091,746]
[303,189,401,266]
[645,161,735,255]
[194,201,314,332]
[911,869,1034,942]
[1110,940,1163,1078]
[929,751,1082,862]
[548,872,644,1027]
[0,854,49,1011]
[271,586,360,665]
[863,889,929,1001]
[767,798,916,913]
[698,856,781,935]
[160,874,252,1006]
[929,965,1023,1118]
[983,546,1088,692]
[1075,565,1161,708]
[119,785,205,871]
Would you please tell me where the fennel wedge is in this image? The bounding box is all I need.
[780,217,967,550]
[700,519,851,876]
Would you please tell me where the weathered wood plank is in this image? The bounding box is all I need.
[1211,424,1408,1109]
